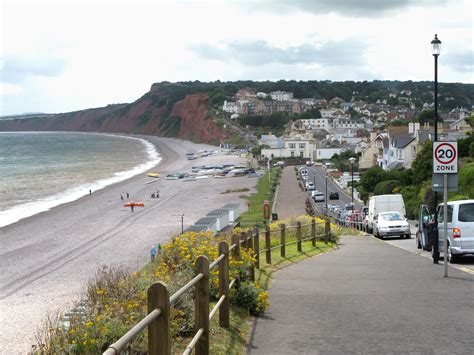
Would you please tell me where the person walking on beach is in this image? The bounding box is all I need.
[120,194,123,201]
[130,204,134,212]
[127,192,129,198]
[150,245,157,262]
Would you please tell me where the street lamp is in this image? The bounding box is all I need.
[348,157,356,211]
[180,213,184,234]
[431,34,441,264]
[431,34,441,141]
[325,162,331,212]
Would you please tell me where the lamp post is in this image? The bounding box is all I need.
[325,162,330,213]
[180,213,184,234]
[348,157,356,211]
[431,34,441,142]
[431,34,441,264]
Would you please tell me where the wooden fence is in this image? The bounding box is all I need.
[103,219,332,355]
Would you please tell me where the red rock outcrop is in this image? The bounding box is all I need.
[0,90,227,144]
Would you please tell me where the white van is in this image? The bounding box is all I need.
[433,199,474,263]
[366,194,406,234]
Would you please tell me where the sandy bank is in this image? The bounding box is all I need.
[0,136,257,354]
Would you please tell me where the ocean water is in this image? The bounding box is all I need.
[0,132,161,227]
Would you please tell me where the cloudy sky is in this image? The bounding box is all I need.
[1,0,473,115]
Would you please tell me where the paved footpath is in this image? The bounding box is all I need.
[249,235,474,354]
[273,166,307,219]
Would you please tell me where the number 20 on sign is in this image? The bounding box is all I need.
[433,141,458,174]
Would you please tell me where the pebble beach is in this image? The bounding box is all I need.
[0,136,257,354]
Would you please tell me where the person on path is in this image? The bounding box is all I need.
[126,192,129,198]
[150,245,157,262]
[131,204,134,212]
[120,194,123,201]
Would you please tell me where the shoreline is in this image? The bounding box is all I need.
[0,135,257,353]
[0,132,161,228]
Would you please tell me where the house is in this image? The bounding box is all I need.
[359,132,387,170]
[222,100,238,113]
[269,91,293,101]
[315,147,344,160]
[384,126,417,170]
[260,132,316,160]
[449,117,471,133]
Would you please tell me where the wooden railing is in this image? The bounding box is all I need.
[103,219,331,355]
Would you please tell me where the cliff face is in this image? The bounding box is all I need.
[0,88,227,144]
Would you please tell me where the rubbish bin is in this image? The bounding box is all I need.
[272,213,278,221]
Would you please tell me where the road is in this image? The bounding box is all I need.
[305,165,363,213]
[382,220,474,275]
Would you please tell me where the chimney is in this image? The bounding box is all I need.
[408,122,414,134]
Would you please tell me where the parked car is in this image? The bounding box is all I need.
[431,200,474,263]
[329,192,339,200]
[313,192,325,202]
[373,211,411,239]
[366,194,406,234]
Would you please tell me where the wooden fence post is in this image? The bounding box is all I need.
[265,226,271,264]
[148,282,170,355]
[280,224,286,258]
[247,230,255,281]
[218,242,229,328]
[240,232,247,251]
[231,234,240,260]
[195,256,209,355]
[325,219,331,244]
[297,221,302,252]
[253,228,260,269]
[311,219,316,247]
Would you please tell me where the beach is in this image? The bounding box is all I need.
[0,136,257,354]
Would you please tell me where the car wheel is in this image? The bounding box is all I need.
[405,234,411,239]
[447,244,458,264]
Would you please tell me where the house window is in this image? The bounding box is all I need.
[290,151,295,157]
[299,143,305,149]
[289,143,296,149]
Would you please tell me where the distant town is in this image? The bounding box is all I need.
[222,88,472,171]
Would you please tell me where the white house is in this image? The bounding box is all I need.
[269,91,294,101]
[222,100,238,113]
[315,148,343,160]
[302,118,332,130]
[261,133,315,159]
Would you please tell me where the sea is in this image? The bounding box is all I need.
[0,132,161,228]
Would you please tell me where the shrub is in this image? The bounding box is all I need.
[233,282,270,316]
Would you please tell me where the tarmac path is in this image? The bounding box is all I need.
[249,234,474,354]
[273,166,307,219]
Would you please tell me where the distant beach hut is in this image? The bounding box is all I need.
[222,203,240,223]
[206,209,230,231]
[194,217,218,235]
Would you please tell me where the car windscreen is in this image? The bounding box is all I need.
[380,213,403,221]
[458,203,474,222]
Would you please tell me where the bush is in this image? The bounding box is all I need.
[233,282,269,316]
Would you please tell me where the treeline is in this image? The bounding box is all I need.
[149,80,474,111]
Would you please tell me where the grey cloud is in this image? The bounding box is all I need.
[0,55,65,83]
[190,39,367,67]
[444,51,474,73]
[251,0,447,17]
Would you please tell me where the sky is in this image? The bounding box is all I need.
[1,0,473,115]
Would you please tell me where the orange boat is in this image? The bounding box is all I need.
[124,201,145,207]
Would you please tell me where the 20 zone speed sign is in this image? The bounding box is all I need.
[433,141,458,174]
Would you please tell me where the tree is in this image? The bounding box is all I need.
[359,166,387,193]
[459,163,474,198]
[411,140,433,185]
[416,110,437,125]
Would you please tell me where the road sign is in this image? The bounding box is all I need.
[433,141,458,174]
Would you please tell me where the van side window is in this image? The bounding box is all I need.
[458,203,474,222]
[438,205,453,223]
